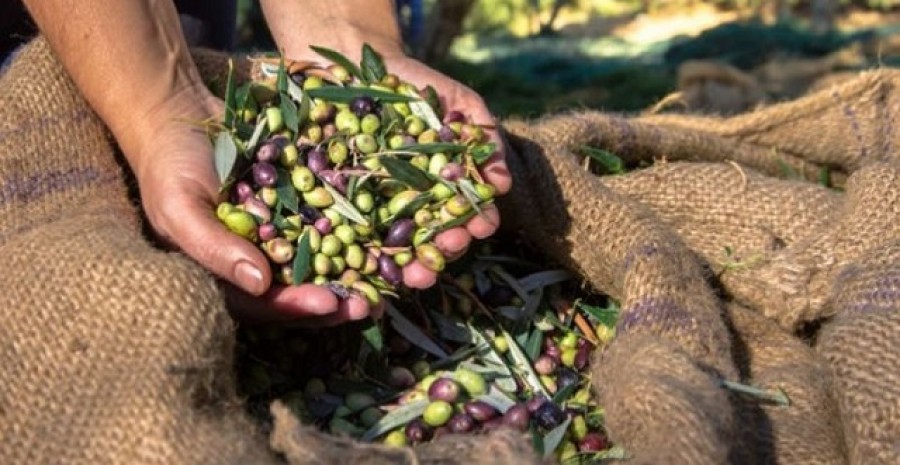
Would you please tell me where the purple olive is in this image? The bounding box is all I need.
[481,417,505,432]
[574,343,592,371]
[526,395,548,413]
[448,413,476,433]
[378,254,403,286]
[233,181,255,204]
[258,223,278,241]
[439,162,465,182]
[306,148,329,174]
[319,170,348,194]
[387,366,416,389]
[463,401,499,422]
[427,377,461,403]
[383,219,416,247]
[579,432,608,453]
[350,96,376,117]
[556,367,580,392]
[314,217,332,235]
[289,72,306,86]
[253,162,278,187]
[256,140,280,163]
[534,401,567,429]
[502,404,531,432]
[544,345,562,362]
[438,125,456,142]
[405,419,433,444]
[443,110,465,123]
[299,205,322,224]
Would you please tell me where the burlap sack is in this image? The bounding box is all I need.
[0,38,541,465]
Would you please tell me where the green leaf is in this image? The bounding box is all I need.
[275,168,299,214]
[402,87,442,130]
[541,417,572,458]
[551,378,581,405]
[361,318,384,352]
[224,60,237,128]
[385,302,448,358]
[245,115,269,156]
[423,85,443,120]
[292,231,312,285]
[519,270,572,293]
[458,179,485,216]
[361,399,428,441]
[235,81,254,111]
[306,86,417,103]
[475,385,517,413]
[319,182,370,226]
[501,328,549,397]
[434,208,479,232]
[399,143,468,154]
[309,45,363,80]
[467,324,516,392]
[471,143,497,165]
[524,328,544,361]
[276,56,288,94]
[380,157,435,191]
[213,131,238,185]
[280,94,300,133]
[818,166,831,187]
[720,380,791,406]
[579,146,625,175]
[428,310,471,343]
[361,43,387,83]
[575,300,619,328]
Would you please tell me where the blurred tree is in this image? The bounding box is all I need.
[417,0,476,62]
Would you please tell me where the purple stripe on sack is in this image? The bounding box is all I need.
[844,272,900,315]
[0,109,93,144]
[830,88,867,160]
[609,115,637,156]
[0,166,118,206]
[623,244,659,272]
[617,297,699,335]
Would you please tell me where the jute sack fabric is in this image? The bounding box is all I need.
[500,71,900,464]
[0,38,543,465]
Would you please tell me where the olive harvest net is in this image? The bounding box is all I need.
[1,37,898,465]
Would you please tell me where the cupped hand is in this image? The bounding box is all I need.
[381,56,512,289]
[132,84,378,325]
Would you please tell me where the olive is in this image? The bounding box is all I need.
[427,377,461,403]
[533,401,567,430]
[502,403,530,432]
[463,401,499,422]
[378,254,403,286]
[383,219,416,247]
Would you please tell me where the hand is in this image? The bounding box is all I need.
[133,85,378,326]
[379,56,512,289]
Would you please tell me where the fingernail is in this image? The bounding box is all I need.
[235,260,265,295]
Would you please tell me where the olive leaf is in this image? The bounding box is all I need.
[402,87,442,130]
[214,131,238,185]
[385,302,448,358]
[223,59,237,128]
[423,85,444,120]
[380,157,435,191]
[395,143,467,154]
[276,56,288,94]
[519,270,572,293]
[274,168,299,213]
[360,399,428,441]
[361,318,384,353]
[551,378,581,405]
[524,328,544,361]
[428,310,471,343]
[361,43,386,83]
[575,300,619,328]
[501,328,549,398]
[385,192,433,223]
[720,380,791,406]
[292,230,312,285]
[579,146,625,175]
[468,324,516,392]
[475,385,516,413]
[470,143,497,165]
[306,86,416,103]
[310,45,363,81]
[245,115,269,156]
[280,95,300,134]
[458,179,484,216]
[541,417,572,458]
[320,182,370,226]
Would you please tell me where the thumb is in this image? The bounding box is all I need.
[162,195,272,296]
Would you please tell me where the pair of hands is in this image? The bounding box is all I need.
[136,52,510,326]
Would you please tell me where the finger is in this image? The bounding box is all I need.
[466,204,501,239]
[226,283,340,322]
[479,150,512,195]
[338,294,371,321]
[165,196,273,296]
[434,227,470,260]
[403,260,438,289]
